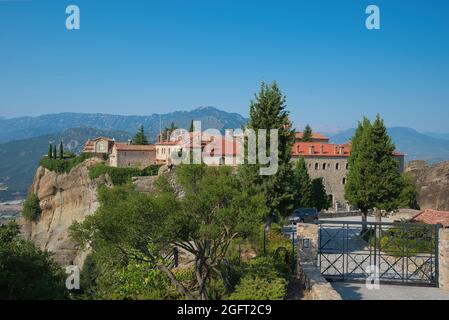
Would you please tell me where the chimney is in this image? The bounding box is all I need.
[308,146,315,155]
[320,144,324,154]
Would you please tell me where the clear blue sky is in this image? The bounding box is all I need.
[1,0,448,132]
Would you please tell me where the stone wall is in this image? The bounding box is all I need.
[296,223,342,300]
[439,228,449,291]
[114,150,156,169]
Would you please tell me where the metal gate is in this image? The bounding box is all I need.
[317,221,440,286]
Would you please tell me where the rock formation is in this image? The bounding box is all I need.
[20,157,112,267]
[406,160,449,211]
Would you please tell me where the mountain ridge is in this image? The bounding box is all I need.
[0,106,247,144]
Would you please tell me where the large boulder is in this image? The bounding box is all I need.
[406,160,449,211]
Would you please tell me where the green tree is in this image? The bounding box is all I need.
[71,165,267,300]
[134,125,149,145]
[301,124,313,142]
[294,157,312,208]
[0,221,67,299]
[22,193,42,222]
[48,144,53,159]
[345,115,403,227]
[311,178,330,212]
[238,81,298,218]
[397,173,419,209]
[189,119,194,133]
[52,144,57,160]
[59,142,64,160]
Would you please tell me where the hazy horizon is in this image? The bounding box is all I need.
[1,0,448,132]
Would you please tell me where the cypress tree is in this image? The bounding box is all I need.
[48,144,53,159]
[59,142,64,160]
[134,125,149,145]
[301,124,313,142]
[53,145,57,160]
[294,157,312,208]
[189,120,194,133]
[345,115,403,228]
[237,81,298,218]
[311,178,330,212]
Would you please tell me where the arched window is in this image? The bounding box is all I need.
[315,163,319,170]
[322,163,326,170]
[346,163,349,170]
[342,177,346,185]
[336,163,340,170]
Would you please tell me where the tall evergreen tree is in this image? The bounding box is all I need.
[189,120,194,133]
[59,142,64,160]
[311,178,330,212]
[345,115,403,227]
[294,157,312,208]
[52,145,57,160]
[238,81,298,218]
[48,144,53,159]
[134,125,149,145]
[301,124,313,142]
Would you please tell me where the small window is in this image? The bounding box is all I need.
[315,163,319,170]
[336,163,340,170]
[322,163,326,170]
[342,177,346,185]
[346,163,349,170]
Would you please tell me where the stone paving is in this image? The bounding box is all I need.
[332,282,449,300]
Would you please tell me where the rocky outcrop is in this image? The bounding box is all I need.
[406,160,449,211]
[20,157,112,267]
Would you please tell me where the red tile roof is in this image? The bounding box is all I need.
[412,209,449,227]
[292,142,352,157]
[295,132,330,142]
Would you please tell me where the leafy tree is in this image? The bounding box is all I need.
[238,81,298,218]
[59,142,64,160]
[345,115,403,226]
[397,173,419,209]
[71,165,267,300]
[22,193,41,222]
[301,124,313,142]
[48,144,53,159]
[0,221,67,299]
[294,157,312,208]
[134,125,149,145]
[311,178,330,212]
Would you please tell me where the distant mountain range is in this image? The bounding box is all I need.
[1,106,449,201]
[330,127,449,164]
[0,106,247,144]
[0,107,247,201]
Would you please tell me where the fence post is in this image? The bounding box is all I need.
[296,223,319,266]
[439,228,449,291]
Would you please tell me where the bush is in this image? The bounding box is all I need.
[228,276,287,300]
[226,255,290,300]
[22,194,41,222]
[89,164,162,185]
[40,153,95,174]
[0,221,67,299]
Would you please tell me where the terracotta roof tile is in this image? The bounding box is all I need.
[412,209,449,227]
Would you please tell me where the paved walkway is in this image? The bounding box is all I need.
[332,282,449,300]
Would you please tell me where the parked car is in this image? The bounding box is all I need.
[288,208,319,224]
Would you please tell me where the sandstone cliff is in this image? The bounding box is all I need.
[406,160,449,211]
[20,158,112,267]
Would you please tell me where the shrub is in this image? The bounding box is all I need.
[22,194,41,222]
[228,276,287,300]
[40,153,95,174]
[89,164,162,185]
